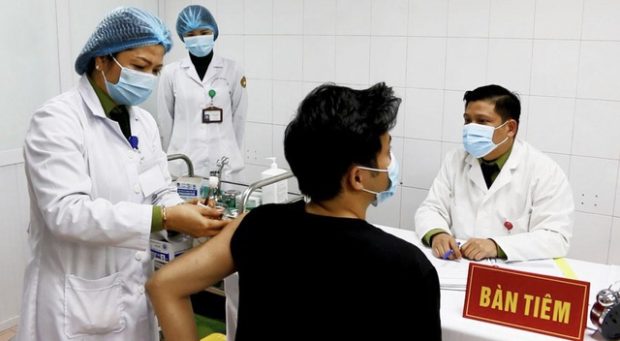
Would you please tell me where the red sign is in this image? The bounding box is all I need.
[463,263,590,340]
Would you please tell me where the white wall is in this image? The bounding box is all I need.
[0,0,60,330]
[185,0,620,265]
[0,0,165,330]
[2,0,620,330]
[0,156,29,331]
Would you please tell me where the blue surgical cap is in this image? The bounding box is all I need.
[75,7,172,75]
[176,5,219,42]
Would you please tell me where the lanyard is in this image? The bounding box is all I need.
[204,77,230,104]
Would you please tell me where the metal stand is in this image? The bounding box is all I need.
[166,154,194,178]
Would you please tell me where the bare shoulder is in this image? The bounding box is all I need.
[205,213,248,246]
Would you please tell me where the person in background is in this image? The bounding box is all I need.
[415,84,574,262]
[157,5,247,180]
[158,7,248,338]
[147,83,442,341]
[16,7,227,340]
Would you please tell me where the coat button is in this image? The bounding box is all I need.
[135,251,146,261]
[138,286,145,294]
[133,184,141,193]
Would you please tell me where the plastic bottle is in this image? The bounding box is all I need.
[204,176,219,208]
[195,176,221,246]
[261,157,288,204]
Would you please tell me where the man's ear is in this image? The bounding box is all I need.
[507,119,518,138]
[347,166,365,191]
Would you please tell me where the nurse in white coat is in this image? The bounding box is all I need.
[157,5,248,180]
[415,84,574,262]
[16,7,227,341]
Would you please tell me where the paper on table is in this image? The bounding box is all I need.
[497,258,563,278]
[374,225,491,290]
[417,241,495,291]
[431,258,470,291]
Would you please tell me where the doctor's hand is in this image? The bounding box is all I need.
[460,238,498,261]
[431,233,462,260]
[164,204,229,238]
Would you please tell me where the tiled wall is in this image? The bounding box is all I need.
[163,0,620,264]
[2,0,619,331]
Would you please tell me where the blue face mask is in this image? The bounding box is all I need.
[462,121,510,158]
[358,152,400,207]
[184,34,214,57]
[102,57,157,106]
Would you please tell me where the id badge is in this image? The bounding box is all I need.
[202,106,223,123]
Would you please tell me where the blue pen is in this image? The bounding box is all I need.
[442,242,462,260]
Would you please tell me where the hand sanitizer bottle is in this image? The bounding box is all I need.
[261,157,288,204]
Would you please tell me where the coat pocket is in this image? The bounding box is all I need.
[498,212,531,235]
[511,213,531,234]
[64,272,126,337]
[138,163,167,198]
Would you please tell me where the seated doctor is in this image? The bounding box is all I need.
[16,7,227,341]
[415,84,574,262]
[147,83,442,341]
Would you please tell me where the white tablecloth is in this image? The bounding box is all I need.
[377,225,618,341]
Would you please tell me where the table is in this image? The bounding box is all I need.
[377,225,619,341]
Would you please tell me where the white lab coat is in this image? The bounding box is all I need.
[415,140,574,262]
[16,76,183,341]
[157,55,247,179]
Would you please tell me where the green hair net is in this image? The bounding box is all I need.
[75,7,172,75]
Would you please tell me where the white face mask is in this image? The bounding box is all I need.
[462,121,510,158]
[184,34,215,57]
[357,152,400,206]
[102,56,157,106]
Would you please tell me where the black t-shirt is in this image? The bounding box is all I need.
[230,201,442,340]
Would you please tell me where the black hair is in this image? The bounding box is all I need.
[284,82,400,202]
[463,84,521,123]
[85,54,119,75]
